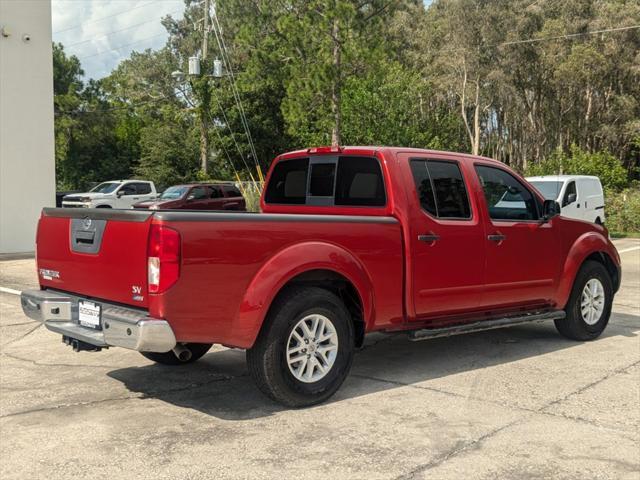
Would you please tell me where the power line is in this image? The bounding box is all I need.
[496,24,640,47]
[53,1,158,35]
[55,90,181,116]
[210,88,255,176]
[63,11,181,50]
[210,6,262,180]
[75,32,168,60]
[206,110,243,181]
[439,24,640,54]
[178,79,257,180]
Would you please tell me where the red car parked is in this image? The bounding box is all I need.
[133,182,246,211]
[22,147,621,406]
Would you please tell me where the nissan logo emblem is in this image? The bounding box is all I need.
[82,217,92,230]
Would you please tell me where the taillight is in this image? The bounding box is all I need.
[147,224,181,294]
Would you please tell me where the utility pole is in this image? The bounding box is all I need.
[198,0,211,174]
[202,0,209,60]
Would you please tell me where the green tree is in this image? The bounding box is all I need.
[526,145,629,192]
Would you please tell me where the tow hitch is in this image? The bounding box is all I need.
[62,335,106,352]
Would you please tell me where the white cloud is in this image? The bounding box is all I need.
[52,0,185,79]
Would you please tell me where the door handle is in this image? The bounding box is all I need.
[488,233,506,243]
[418,233,440,244]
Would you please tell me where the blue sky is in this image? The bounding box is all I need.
[53,0,433,80]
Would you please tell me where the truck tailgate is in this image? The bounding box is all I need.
[36,208,153,308]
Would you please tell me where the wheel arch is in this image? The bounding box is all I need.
[557,232,620,308]
[235,242,374,349]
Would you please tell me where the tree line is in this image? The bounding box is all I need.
[54,0,639,192]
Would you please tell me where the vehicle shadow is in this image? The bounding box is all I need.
[107,312,639,420]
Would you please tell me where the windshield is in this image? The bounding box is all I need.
[160,186,189,200]
[90,182,120,194]
[529,181,563,200]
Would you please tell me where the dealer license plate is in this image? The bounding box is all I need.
[78,300,101,330]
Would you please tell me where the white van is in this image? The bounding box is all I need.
[526,175,605,224]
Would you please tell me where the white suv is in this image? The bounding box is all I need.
[62,180,157,209]
[526,175,606,224]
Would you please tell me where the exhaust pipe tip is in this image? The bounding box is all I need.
[172,344,192,362]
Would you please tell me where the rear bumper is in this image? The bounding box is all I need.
[20,289,176,352]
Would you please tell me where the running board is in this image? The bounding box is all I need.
[407,310,566,341]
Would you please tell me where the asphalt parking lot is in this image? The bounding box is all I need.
[1,239,638,480]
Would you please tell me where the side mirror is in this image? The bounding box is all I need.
[186,195,195,201]
[542,200,561,222]
[566,193,577,204]
[116,191,124,198]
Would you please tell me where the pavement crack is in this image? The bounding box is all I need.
[0,351,116,369]
[541,359,640,412]
[0,374,244,419]
[351,372,639,438]
[0,320,38,327]
[394,419,522,480]
[0,323,42,347]
[0,394,142,419]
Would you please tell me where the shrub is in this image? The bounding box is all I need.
[526,145,629,192]
[605,184,640,234]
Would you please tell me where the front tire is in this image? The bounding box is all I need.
[555,260,613,341]
[247,286,355,407]
[140,343,212,365]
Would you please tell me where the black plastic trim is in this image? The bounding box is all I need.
[43,207,153,222]
[154,211,398,224]
[408,309,566,341]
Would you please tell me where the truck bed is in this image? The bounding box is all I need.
[35,208,404,349]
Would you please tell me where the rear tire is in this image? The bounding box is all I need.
[555,260,612,341]
[247,286,355,407]
[140,343,212,365]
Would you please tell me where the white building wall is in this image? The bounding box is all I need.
[0,0,55,253]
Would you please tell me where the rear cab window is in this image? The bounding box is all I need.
[264,156,386,207]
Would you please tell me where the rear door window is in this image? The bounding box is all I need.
[210,186,222,198]
[133,183,152,194]
[118,183,137,196]
[410,160,471,219]
[223,185,242,197]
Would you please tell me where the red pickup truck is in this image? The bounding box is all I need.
[21,146,621,406]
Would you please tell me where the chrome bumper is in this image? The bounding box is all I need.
[20,289,176,352]
[61,202,90,208]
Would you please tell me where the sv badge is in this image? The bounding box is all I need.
[131,285,144,302]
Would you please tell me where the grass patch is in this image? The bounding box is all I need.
[610,232,640,239]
